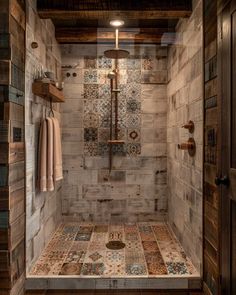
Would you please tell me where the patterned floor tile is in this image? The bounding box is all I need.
[81,263,105,275]
[166,262,189,275]
[30,222,198,278]
[64,251,86,264]
[60,263,83,275]
[126,263,147,276]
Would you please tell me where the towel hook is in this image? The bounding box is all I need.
[48,98,55,117]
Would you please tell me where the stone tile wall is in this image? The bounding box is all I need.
[167,0,203,273]
[25,0,62,272]
[60,44,168,223]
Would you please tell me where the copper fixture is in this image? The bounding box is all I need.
[182,120,194,133]
[178,138,196,157]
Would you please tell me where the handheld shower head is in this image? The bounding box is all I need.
[107,71,116,79]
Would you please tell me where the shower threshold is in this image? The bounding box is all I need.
[26,222,201,290]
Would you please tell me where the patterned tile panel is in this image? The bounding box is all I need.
[30,222,198,277]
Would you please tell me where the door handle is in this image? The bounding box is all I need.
[215,175,230,186]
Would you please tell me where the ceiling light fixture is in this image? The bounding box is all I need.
[110,20,124,27]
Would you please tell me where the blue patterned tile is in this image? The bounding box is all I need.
[127,99,141,114]
[166,262,188,275]
[126,264,147,275]
[98,56,112,69]
[84,69,98,84]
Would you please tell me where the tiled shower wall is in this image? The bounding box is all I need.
[25,0,62,272]
[167,0,203,272]
[61,44,168,222]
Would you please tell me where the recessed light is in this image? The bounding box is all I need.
[110,20,124,27]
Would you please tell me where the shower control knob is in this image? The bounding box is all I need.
[215,175,229,186]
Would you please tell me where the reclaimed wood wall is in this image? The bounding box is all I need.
[203,0,220,294]
[0,0,26,294]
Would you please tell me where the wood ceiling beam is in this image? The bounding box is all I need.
[55,28,176,44]
[38,10,191,20]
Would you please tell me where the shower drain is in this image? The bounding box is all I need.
[106,241,126,250]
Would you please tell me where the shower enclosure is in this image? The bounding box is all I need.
[25,1,203,291]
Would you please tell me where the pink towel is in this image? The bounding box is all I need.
[38,119,47,192]
[51,117,63,181]
[46,117,54,191]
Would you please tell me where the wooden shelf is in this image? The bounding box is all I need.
[32,82,65,102]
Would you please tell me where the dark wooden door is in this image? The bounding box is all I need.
[220,1,236,294]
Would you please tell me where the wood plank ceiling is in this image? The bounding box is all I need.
[37,0,192,44]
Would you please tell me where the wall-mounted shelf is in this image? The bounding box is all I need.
[32,82,64,103]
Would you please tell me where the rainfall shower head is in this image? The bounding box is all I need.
[104,29,129,59]
[104,48,130,59]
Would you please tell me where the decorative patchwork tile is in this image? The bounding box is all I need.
[48,262,65,275]
[118,59,127,69]
[104,263,125,276]
[59,263,83,275]
[127,99,141,114]
[99,84,110,99]
[98,128,110,142]
[109,231,123,241]
[126,83,141,100]
[128,129,140,142]
[152,225,172,242]
[30,263,51,275]
[142,241,159,252]
[127,70,141,83]
[126,114,141,128]
[142,56,154,70]
[84,128,98,142]
[166,262,188,275]
[90,233,107,243]
[144,252,167,275]
[84,84,99,99]
[88,241,106,251]
[48,240,73,251]
[94,225,109,233]
[81,263,105,275]
[88,251,103,262]
[84,142,98,156]
[118,99,127,115]
[125,240,142,250]
[126,143,141,157]
[99,115,110,128]
[84,56,97,69]
[63,225,79,234]
[84,113,99,128]
[98,99,111,115]
[117,128,126,141]
[124,224,138,233]
[98,70,110,84]
[127,57,141,69]
[84,69,98,84]
[117,115,127,129]
[126,264,147,276]
[98,142,109,156]
[98,56,112,69]
[64,251,86,263]
[106,251,124,262]
[84,99,99,113]
[75,233,92,241]
[70,241,89,251]
[43,250,68,261]
[125,232,140,241]
[112,143,126,155]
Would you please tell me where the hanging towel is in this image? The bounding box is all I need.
[51,117,63,181]
[46,117,54,191]
[38,119,47,192]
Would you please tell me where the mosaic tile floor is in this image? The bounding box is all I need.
[29,222,198,277]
